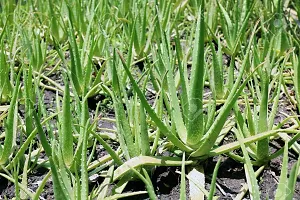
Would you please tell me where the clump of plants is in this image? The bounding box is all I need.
[0,0,300,199]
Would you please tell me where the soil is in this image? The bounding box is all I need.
[120,166,188,200]
[0,168,54,200]
[204,154,300,200]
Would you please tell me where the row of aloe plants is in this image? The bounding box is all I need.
[0,0,300,199]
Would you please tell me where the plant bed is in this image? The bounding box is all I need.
[1,0,300,200]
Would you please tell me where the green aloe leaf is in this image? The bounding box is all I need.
[61,76,73,167]
[140,103,150,156]
[187,1,205,147]
[275,142,289,200]
[174,31,189,123]
[24,66,34,136]
[208,158,221,200]
[0,72,20,164]
[257,56,270,163]
[80,120,90,200]
[67,5,83,96]
[209,39,224,99]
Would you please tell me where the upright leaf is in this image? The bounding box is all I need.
[61,76,73,167]
[0,72,20,164]
[187,1,205,147]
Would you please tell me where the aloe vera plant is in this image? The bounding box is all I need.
[216,0,255,56]
[49,1,107,99]
[119,0,258,158]
[232,33,295,165]
[100,51,196,197]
